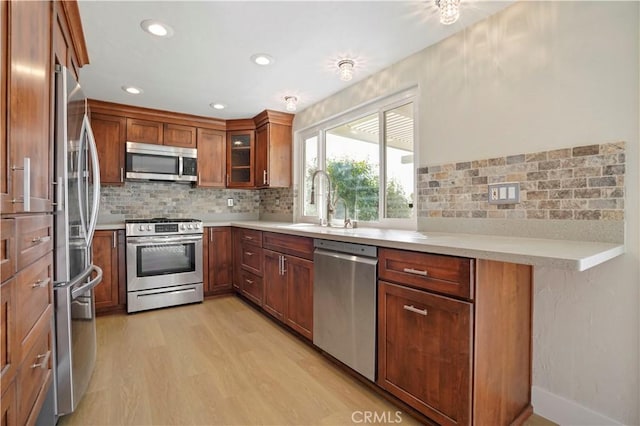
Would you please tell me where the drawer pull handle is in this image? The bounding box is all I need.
[245,279,254,285]
[31,236,51,244]
[31,350,51,369]
[403,305,428,316]
[243,236,254,241]
[403,267,428,276]
[245,251,254,256]
[31,278,50,289]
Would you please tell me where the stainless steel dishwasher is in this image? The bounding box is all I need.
[313,239,378,381]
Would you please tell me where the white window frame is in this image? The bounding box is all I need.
[295,86,418,229]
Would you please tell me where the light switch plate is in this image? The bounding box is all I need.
[488,182,520,205]
[227,198,234,207]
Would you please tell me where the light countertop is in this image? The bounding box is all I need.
[97,220,624,271]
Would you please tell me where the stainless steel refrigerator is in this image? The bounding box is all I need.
[53,64,103,418]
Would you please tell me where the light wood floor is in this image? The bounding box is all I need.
[59,297,556,426]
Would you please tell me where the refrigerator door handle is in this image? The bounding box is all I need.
[77,116,89,244]
[70,265,103,299]
[84,114,101,247]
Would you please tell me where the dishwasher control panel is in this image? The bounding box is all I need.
[313,239,377,258]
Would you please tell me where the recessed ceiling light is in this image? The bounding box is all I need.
[140,19,174,37]
[122,86,143,95]
[251,53,274,66]
[210,103,226,110]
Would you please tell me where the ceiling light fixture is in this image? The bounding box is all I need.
[337,59,355,81]
[251,53,274,66]
[435,0,460,25]
[210,103,226,110]
[284,96,297,112]
[122,85,143,95]
[140,19,174,37]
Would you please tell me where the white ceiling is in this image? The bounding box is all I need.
[78,1,513,120]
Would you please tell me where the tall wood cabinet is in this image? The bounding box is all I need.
[1,2,89,423]
[1,0,52,214]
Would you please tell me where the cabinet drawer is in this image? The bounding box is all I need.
[16,253,53,346]
[238,228,262,247]
[378,248,474,300]
[263,232,313,260]
[1,219,16,282]
[241,243,262,276]
[15,215,53,271]
[240,270,262,306]
[17,313,52,425]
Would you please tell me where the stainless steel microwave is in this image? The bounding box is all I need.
[125,141,197,183]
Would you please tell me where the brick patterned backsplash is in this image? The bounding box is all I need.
[417,142,625,220]
[260,188,294,216]
[100,181,260,219]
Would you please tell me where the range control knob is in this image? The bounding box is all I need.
[187,224,193,229]
[139,225,144,231]
[147,225,152,231]
[195,223,201,229]
[181,224,187,230]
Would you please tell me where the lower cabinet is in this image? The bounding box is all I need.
[378,247,533,426]
[262,232,314,340]
[203,227,232,296]
[93,230,126,314]
[0,379,17,426]
[378,281,472,426]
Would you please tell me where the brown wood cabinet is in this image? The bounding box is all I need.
[1,277,16,396]
[203,227,232,296]
[126,118,163,145]
[226,131,255,188]
[254,111,294,189]
[93,230,126,314]
[164,123,196,148]
[91,113,126,186]
[2,0,53,214]
[1,379,17,426]
[262,232,313,340]
[232,228,264,306]
[196,128,226,188]
[378,281,472,426]
[377,248,533,426]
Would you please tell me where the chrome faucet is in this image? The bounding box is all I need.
[333,196,352,228]
[310,170,334,226]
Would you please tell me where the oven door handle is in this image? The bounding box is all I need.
[127,235,203,245]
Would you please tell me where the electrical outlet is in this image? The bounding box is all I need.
[275,198,280,206]
[227,198,234,207]
[488,182,520,205]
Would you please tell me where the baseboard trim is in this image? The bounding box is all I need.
[532,386,624,425]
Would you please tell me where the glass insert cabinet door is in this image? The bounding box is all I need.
[227,130,255,187]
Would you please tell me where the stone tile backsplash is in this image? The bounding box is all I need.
[417,142,625,220]
[100,181,260,219]
[260,188,294,216]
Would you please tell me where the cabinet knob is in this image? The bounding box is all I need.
[31,278,50,289]
[31,350,51,369]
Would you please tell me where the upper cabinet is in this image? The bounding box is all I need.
[197,128,226,188]
[1,0,53,214]
[226,128,255,188]
[91,113,126,186]
[254,110,294,188]
[126,118,164,145]
[164,123,197,148]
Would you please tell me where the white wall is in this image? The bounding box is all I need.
[293,2,639,424]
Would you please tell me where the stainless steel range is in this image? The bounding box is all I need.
[125,218,203,313]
